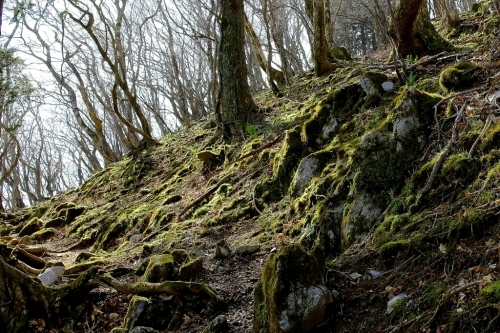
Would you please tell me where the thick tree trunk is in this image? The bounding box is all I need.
[217,0,257,138]
[390,0,452,57]
[305,0,333,76]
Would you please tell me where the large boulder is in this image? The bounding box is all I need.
[253,244,333,333]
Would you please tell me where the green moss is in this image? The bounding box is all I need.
[441,153,481,183]
[31,228,57,241]
[479,280,500,303]
[439,62,479,92]
[253,244,329,333]
[302,84,366,147]
[415,77,440,93]
[143,254,175,282]
[378,239,409,258]
[449,209,493,238]
[18,218,43,237]
[420,281,443,308]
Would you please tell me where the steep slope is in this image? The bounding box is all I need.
[1,2,500,332]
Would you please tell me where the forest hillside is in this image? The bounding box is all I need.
[2,1,500,333]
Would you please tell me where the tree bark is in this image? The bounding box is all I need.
[305,0,333,76]
[390,0,452,57]
[216,0,257,138]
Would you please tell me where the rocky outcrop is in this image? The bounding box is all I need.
[253,244,333,333]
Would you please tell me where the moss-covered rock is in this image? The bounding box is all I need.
[359,72,388,97]
[18,218,43,237]
[143,254,176,282]
[329,45,351,61]
[179,258,203,281]
[439,62,480,92]
[302,84,366,147]
[253,244,333,333]
[31,228,57,241]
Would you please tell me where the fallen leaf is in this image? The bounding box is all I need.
[350,272,362,280]
[483,274,493,283]
[439,243,447,254]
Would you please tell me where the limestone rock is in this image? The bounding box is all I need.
[253,244,333,333]
[359,72,388,97]
[202,315,228,333]
[215,240,232,259]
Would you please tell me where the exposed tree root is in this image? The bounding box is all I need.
[230,132,285,165]
[99,273,218,302]
[178,173,234,218]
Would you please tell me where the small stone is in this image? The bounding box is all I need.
[202,315,228,333]
[387,292,407,314]
[234,244,260,255]
[382,81,394,91]
[215,240,232,259]
[130,234,142,243]
[109,313,120,321]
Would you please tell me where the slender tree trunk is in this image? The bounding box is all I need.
[244,13,285,87]
[216,0,257,138]
[305,0,333,76]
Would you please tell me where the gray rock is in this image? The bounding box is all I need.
[202,315,228,333]
[130,234,142,243]
[319,115,340,144]
[359,72,388,97]
[234,244,260,255]
[253,244,333,333]
[342,193,383,245]
[382,81,394,91]
[215,240,231,259]
[291,155,321,195]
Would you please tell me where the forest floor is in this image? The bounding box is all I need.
[2,2,500,333]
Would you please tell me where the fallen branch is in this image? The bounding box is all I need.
[252,183,262,215]
[433,85,487,142]
[422,103,467,194]
[423,280,481,328]
[407,51,448,70]
[230,133,285,165]
[178,173,234,218]
[469,113,494,157]
[99,273,218,302]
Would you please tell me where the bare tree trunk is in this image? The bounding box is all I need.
[216,0,257,138]
[243,13,285,88]
[305,0,333,76]
[390,0,452,57]
[493,0,500,16]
